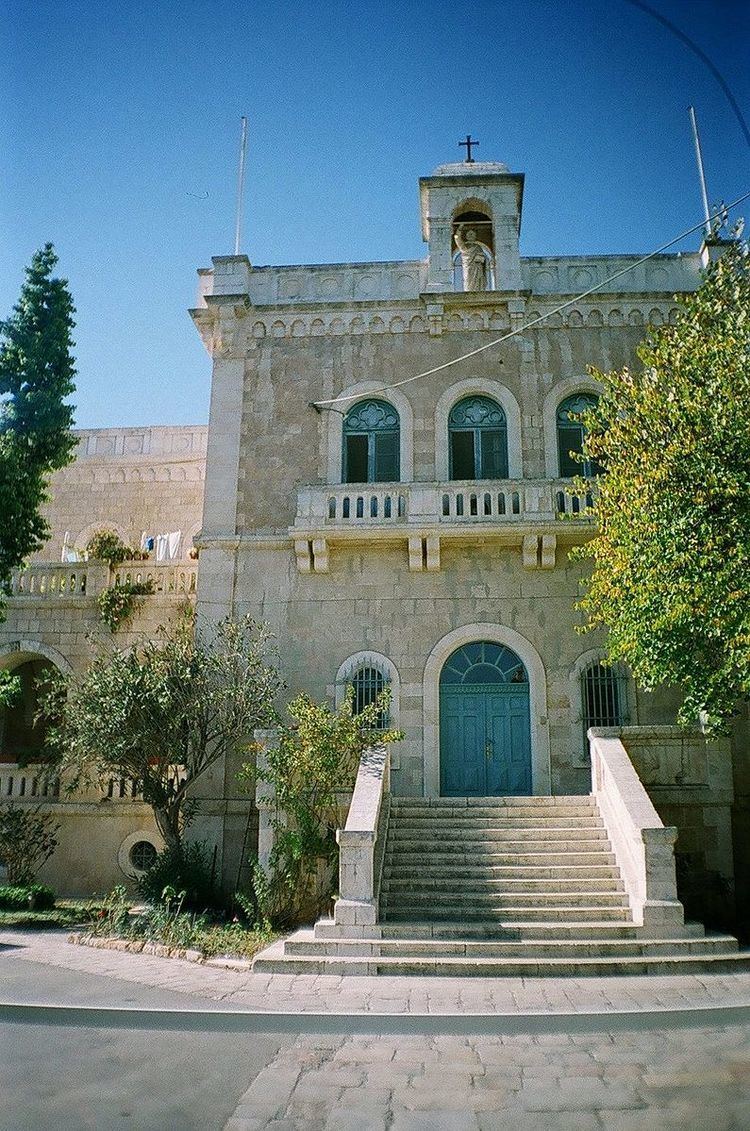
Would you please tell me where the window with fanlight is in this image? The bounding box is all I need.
[448,395,508,480]
[556,393,601,477]
[342,399,400,483]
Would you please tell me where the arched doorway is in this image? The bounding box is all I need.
[0,657,55,763]
[439,641,531,796]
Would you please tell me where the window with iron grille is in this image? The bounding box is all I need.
[350,665,389,728]
[581,661,629,757]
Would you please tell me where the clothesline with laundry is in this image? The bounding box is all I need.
[60,531,183,563]
[140,531,182,561]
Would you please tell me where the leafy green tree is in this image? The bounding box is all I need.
[247,688,402,925]
[0,245,76,616]
[575,242,750,730]
[40,615,282,851]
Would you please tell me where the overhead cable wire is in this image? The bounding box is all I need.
[312,190,750,411]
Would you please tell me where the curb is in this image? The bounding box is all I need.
[5,1000,750,1035]
[67,932,254,971]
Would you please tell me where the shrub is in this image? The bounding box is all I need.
[136,842,216,911]
[0,804,60,885]
[85,529,136,566]
[247,688,402,927]
[0,882,55,910]
[97,579,155,631]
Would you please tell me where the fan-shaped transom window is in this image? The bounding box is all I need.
[448,396,508,481]
[342,399,400,483]
[557,393,600,478]
[440,641,527,685]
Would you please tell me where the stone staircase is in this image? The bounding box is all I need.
[253,794,748,976]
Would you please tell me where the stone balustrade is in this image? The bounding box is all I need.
[0,762,142,805]
[589,728,685,934]
[294,479,595,532]
[335,744,391,930]
[112,563,198,595]
[6,562,110,599]
[4,561,198,603]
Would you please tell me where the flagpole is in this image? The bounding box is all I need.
[234,116,248,255]
[688,106,711,237]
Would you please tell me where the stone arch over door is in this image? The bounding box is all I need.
[0,641,72,763]
[423,624,550,797]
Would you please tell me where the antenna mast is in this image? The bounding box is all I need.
[234,115,248,255]
[688,105,711,237]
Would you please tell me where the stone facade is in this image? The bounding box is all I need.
[0,426,206,894]
[2,158,747,926]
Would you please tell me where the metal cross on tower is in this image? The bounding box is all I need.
[459,134,479,163]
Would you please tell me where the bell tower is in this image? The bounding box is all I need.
[419,159,524,294]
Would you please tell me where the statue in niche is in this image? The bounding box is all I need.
[454,223,491,291]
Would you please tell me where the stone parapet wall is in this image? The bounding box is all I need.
[35,425,207,563]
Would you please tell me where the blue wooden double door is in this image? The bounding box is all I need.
[439,642,531,797]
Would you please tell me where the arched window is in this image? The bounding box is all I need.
[557,393,600,478]
[581,660,628,755]
[449,396,508,480]
[342,399,400,483]
[350,664,389,728]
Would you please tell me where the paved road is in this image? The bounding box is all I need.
[0,956,293,1131]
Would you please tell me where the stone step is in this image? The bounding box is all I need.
[385,850,618,868]
[390,805,599,820]
[391,795,594,808]
[384,863,621,880]
[253,940,750,977]
[390,817,605,831]
[389,832,615,850]
[381,904,633,923]
[381,876,625,894]
[286,933,738,961]
[381,889,629,909]
[312,918,706,942]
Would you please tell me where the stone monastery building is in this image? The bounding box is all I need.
[2,157,748,946]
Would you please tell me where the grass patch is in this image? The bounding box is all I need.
[87,886,276,961]
[0,900,96,930]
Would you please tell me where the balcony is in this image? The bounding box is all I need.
[5,561,198,602]
[291,479,595,572]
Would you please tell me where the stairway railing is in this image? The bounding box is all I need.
[589,728,685,934]
[334,744,390,929]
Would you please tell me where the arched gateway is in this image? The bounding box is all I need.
[439,641,531,796]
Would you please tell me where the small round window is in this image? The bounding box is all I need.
[129,840,157,872]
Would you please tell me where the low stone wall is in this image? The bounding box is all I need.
[618,726,735,930]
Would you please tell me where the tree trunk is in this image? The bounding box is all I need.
[153,805,181,854]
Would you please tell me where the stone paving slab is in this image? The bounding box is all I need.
[5,929,750,1021]
[224,1027,750,1130]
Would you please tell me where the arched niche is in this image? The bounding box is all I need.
[452,200,495,291]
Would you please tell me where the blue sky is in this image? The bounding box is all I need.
[3,1,748,429]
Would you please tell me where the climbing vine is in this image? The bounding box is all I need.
[97,580,154,632]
